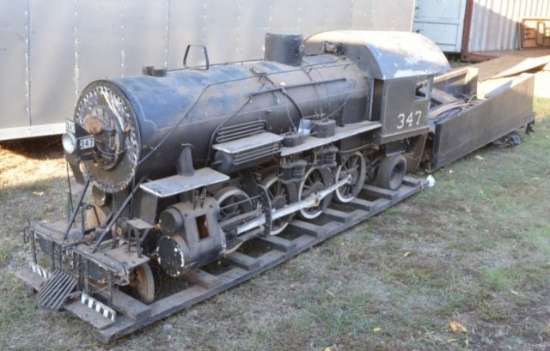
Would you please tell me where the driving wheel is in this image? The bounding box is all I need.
[261,173,298,235]
[335,151,366,203]
[298,167,333,219]
[214,186,254,222]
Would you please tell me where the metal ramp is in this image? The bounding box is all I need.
[36,269,77,311]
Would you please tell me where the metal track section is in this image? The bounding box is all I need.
[95,177,425,342]
[36,269,77,311]
[18,177,425,342]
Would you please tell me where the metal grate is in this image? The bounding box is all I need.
[232,143,280,166]
[37,269,77,311]
[215,120,266,143]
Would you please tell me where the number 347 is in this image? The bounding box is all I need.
[396,110,422,129]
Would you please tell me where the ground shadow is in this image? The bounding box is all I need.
[0,135,63,160]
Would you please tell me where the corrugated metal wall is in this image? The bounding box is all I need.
[469,0,550,51]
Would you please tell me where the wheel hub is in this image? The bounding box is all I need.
[304,181,324,197]
[271,195,286,209]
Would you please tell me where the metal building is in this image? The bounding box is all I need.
[414,0,550,54]
[0,0,416,141]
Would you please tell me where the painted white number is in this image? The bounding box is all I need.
[415,110,422,125]
[406,112,413,126]
[79,137,95,150]
[66,119,76,133]
[396,110,422,130]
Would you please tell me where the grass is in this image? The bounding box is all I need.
[1,101,549,350]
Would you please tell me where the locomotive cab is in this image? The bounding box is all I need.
[304,30,450,145]
[371,74,433,144]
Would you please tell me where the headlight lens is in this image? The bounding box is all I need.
[62,133,77,155]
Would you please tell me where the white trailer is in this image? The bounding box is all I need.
[0,0,415,140]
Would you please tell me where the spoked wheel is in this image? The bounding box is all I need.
[129,264,155,304]
[261,174,298,235]
[376,154,407,190]
[214,186,254,222]
[335,151,367,203]
[298,167,333,219]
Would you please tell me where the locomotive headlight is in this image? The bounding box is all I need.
[62,132,77,155]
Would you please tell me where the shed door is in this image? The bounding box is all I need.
[413,0,467,53]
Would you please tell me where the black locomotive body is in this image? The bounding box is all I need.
[20,30,454,337]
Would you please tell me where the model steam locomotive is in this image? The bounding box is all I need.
[18,30,532,341]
